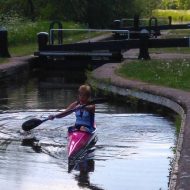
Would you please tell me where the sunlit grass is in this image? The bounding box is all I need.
[153,9,190,23]
[165,29,190,38]
[1,18,106,58]
[150,47,190,54]
[7,31,106,57]
[151,29,190,54]
[117,59,190,91]
[5,20,86,46]
[161,29,190,40]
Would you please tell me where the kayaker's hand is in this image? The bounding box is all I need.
[48,115,55,120]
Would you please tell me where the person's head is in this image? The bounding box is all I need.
[78,84,91,103]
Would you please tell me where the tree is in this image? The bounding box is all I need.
[0,0,35,20]
[86,0,114,28]
[0,0,165,26]
[178,0,190,9]
[137,0,162,16]
[160,0,190,10]
[21,0,35,20]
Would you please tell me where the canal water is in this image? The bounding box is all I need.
[0,75,176,190]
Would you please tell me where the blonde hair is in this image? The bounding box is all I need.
[78,84,91,97]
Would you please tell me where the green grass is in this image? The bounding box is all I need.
[7,31,106,57]
[2,19,92,57]
[4,18,105,47]
[175,115,181,134]
[5,20,86,46]
[117,59,190,91]
[164,29,190,38]
[9,43,37,56]
[153,9,190,23]
[149,29,190,54]
[0,19,107,59]
[150,47,190,54]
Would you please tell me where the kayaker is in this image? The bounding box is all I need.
[48,84,95,133]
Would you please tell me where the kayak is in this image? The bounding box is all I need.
[67,127,97,161]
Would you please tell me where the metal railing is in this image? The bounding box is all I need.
[49,28,130,44]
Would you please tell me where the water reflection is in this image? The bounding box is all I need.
[70,153,104,190]
[20,133,104,190]
[74,160,104,190]
[0,78,79,110]
[0,76,176,190]
[0,109,175,190]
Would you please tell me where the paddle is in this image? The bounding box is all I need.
[22,98,106,131]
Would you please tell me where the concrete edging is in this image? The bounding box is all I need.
[0,56,35,80]
[90,63,190,190]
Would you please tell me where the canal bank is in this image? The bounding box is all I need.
[0,56,36,82]
[89,62,190,190]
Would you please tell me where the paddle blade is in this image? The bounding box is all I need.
[22,118,43,131]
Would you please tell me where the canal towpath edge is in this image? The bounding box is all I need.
[0,56,36,80]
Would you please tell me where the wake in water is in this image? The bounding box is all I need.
[0,110,71,159]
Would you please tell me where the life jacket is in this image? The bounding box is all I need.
[75,107,95,130]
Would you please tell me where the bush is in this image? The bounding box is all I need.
[0,12,85,46]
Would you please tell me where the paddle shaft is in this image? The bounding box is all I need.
[53,98,106,119]
[53,101,95,119]
[22,98,105,131]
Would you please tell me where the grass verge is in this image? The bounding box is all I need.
[152,9,190,23]
[9,43,37,57]
[7,31,107,57]
[117,59,190,91]
[150,47,190,54]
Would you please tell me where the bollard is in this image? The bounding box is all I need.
[113,20,121,39]
[120,18,127,28]
[138,29,150,60]
[133,14,140,38]
[168,16,172,26]
[0,28,10,58]
[37,32,49,51]
[113,20,121,29]
[133,14,140,30]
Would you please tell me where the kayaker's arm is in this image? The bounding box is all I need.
[49,101,79,119]
[49,100,95,120]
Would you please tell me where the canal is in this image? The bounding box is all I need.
[0,72,176,190]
